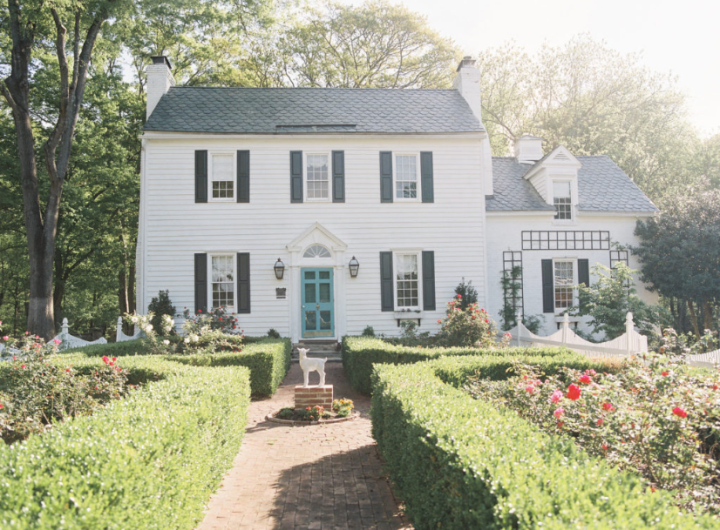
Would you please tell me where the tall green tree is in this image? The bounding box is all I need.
[633,190,720,336]
[267,0,459,88]
[476,36,697,203]
[1,0,131,338]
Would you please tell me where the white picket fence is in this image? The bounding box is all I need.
[507,312,648,358]
[686,348,720,369]
[0,318,107,359]
[116,317,143,342]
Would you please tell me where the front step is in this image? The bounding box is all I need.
[292,340,341,362]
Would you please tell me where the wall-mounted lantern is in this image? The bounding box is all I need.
[348,256,360,278]
[274,258,285,280]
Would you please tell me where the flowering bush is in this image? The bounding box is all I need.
[303,405,325,421]
[0,351,128,444]
[466,353,720,514]
[125,312,176,355]
[333,398,354,417]
[182,306,240,335]
[1,333,61,358]
[435,295,499,348]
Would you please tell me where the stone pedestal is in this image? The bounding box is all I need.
[295,385,333,410]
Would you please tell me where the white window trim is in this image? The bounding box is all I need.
[393,152,421,203]
[393,250,423,311]
[209,151,236,203]
[208,253,237,312]
[552,258,576,312]
[304,151,332,203]
[551,178,575,224]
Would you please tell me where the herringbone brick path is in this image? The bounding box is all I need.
[196,363,411,530]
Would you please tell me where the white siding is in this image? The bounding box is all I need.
[139,134,487,341]
[486,212,658,336]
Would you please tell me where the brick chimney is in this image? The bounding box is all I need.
[146,56,175,119]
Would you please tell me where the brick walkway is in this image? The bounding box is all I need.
[196,363,412,530]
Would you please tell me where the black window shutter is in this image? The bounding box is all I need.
[194,253,208,313]
[542,259,554,313]
[380,252,394,311]
[332,151,345,203]
[422,251,436,310]
[290,151,303,203]
[420,152,434,203]
[195,150,208,203]
[578,259,590,311]
[237,150,250,203]
[380,152,393,203]
[237,253,250,314]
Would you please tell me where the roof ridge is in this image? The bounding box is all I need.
[168,86,460,92]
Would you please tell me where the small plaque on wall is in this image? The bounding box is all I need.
[276,288,287,299]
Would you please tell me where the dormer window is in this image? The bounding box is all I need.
[553,181,572,220]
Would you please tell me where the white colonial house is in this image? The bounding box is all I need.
[136,56,657,342]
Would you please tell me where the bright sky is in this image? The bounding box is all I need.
[359,0,719,136]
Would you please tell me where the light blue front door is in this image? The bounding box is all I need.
[302,268,334,338]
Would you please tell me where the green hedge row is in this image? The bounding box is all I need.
[64,339,152,357]
[0,355,251,529]
[342,336,573,394]
[371,358,715,529]
[168,338,291,397]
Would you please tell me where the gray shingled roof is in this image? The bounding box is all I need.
[144,87,483,134]
[487,156,658,213]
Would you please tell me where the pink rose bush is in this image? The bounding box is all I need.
[435,297,500,348]
[467,353,720,515]
[0,346,128,444]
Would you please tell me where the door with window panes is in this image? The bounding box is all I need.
[301,269,334,338]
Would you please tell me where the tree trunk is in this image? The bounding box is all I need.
[702,302,714,333]
[687,300,701,338]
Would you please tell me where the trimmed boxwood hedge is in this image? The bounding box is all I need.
[0,355,251,529]
[64,339,153,357]
[371,358,715,529]
[167,338,291,397]
[342,336,574,394]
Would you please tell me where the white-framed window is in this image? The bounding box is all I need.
[305,153,330,201]
[210,254,235,310]
[394,252,421,309]
[211,153,235,201]
[303,244,332,258]
[554,260,574,310]
[552,181,572,220]
[394,153,419,201]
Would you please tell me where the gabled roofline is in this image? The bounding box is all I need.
[523,145,582,180]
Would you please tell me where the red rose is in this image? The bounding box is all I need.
[485,319,489,323]
[525,385,534,394]
[596,418,603,426]
[579,374,592,384]
[456,294,462,298]
[662,371,669,377]
[0,404,3,409]
[566,384,581,401]
[672,407,687,418]
[602,444,609,450]
[713,384,719,391]
[112,357,116,362]
[602,402,613,411]
[556,421,564,428]
[20,364,25,369]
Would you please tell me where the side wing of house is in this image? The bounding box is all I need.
[485,139,659,337]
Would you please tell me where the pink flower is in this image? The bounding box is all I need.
[504,332,512,338]
[602,444,609,450]
[584,369,597,376]
[102,356,109,365]
[1,336,7,341]
[112,357,117,362]
[0,404,3,409]
[567,384,581,401]
[437,319,442,324]
[554,407,564,418]
[602,402,614,411]
[525,385,535,394]
[578,374,592,384]
[20,364,25,369]
[53,339,61,344]
[672,407,687,418]
[550,390,563,403]
[596,418,604,426]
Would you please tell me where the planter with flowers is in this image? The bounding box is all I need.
[267,399,358,424]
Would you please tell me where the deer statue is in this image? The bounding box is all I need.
[297,347,327,387]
